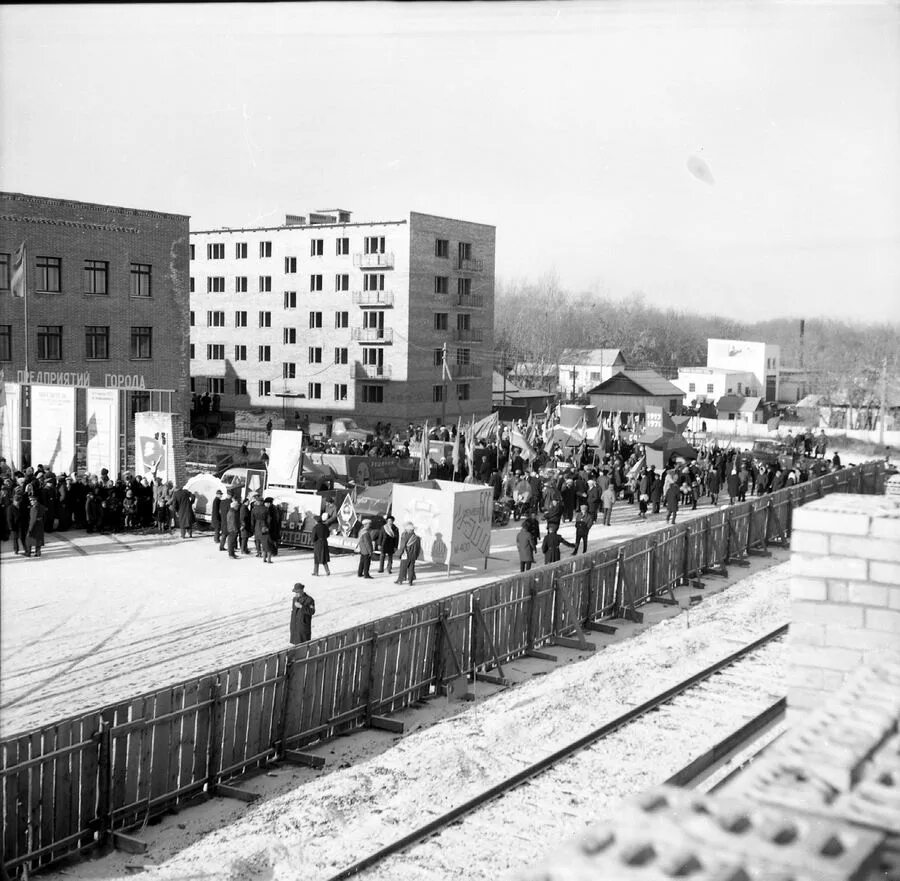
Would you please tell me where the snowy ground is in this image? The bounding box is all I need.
[35,554,792,881]
[1,496,726,737]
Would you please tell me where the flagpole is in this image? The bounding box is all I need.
[21,244,29,377]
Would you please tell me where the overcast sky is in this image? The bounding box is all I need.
[1,1,898,322]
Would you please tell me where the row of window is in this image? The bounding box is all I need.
[192,310,351,329]
[194,344,355,365]
[197,236,384,262]
[0,254,152,297]
[189,378,469,404]
[687,382,757,395]
[194,273,398,294]
[0,325,152,362]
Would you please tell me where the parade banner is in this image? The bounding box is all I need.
[135,411,176,483]
[31,384,76,474]
[267,429,304,487]
[86,388,120,477]
[0,382,22,470]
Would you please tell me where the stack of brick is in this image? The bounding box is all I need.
[788,494,900,719]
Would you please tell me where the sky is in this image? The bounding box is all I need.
[1,1,898,323]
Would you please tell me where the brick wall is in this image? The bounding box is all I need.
[788,493,900,720]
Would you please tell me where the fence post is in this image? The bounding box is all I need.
[273,654,294,756]
[723,507,733,565]
[205,677,222,795]
[527,582,539,649]
[95,719,112,847]
[614,546,626,617]
[365,633,379,724]
[431,606,447,686]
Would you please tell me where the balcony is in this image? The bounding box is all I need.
[352,290,395,308]
[351,327,393,344]
[456,292,485,309]
[453,363,483,379]
[451,327,484,343]
[354,252,394,270]
[353,363,392,381]
[453,257,484,272]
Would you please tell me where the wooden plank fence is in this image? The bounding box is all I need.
[0,460,885,878]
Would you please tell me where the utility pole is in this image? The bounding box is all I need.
[879,356,888,447]
[441,342,449,428]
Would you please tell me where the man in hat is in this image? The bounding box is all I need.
[290,583,316,644]
[357,519,374,578]
[225,498,240,559]
[395,522,422,585]
[239,495,253,554]
[211,489,224,546]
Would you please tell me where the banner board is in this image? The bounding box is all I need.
[308,453,419,486]
[0,382,21,470]
[135,411,176,483]
[267,429,304,487]
[86,388,120,477]
[31,384,76,474]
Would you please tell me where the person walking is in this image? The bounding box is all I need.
[26,495,47,558]
[211,490,224,545]
[7,492,23,555]
[251,497,267,557]
[572,504,594,554]
[649,466,662,515]
[225,499,240,559]
[170,485,195,538]
[707,468,720,506]
[516,520,537,572]
[395,523,422,585]
[239,497,252,554]
[377,515,398,574]
[664,471,681,525]
[601,483,616,526]
[357,519,374,579]
[289,583,316,645]
[541,522,574,564]
[261,497,280,564]
[312,515,331,576]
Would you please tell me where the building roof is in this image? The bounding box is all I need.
[586,370,683,398]
[716,395,763,413]
[559,348,625,367]
[492,371,521,394]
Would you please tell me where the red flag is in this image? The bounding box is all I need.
[11,243,26,299]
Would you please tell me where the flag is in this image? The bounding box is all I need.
[11,242,26,299]
[509,428,536,460]
[465,414,476,482]
[441,349,452,381]
[419,420,429,480]
[471,411,499,441]
[451,417,461,476]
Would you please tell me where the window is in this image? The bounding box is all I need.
[364,236,385,255]
[456,348,471,365]
[258,380,271,397]
[285,257,297,273]
[334,383,348,401]
[434,313,448,331]
[190,244,195,261]
[207,310,225,327]
[457,277,471,297]
[235,242,247,259]
[363,311,385,331]
[308,382,322,400]
[283,327,297,344]
[207,243,224,260]
[130,391,151,417]
[364,273,384,292]
[258,345,271,361]
[310,239,324,257]
[284,290,297,309]
[458,241,472,262]
[85,326,109,360]
[234,378,247,396]
[309,311,323,329]
[362,347,383,367]
[283,362,296,379]
[727,387,733,394]
[0,325,9,361]
[208,276,225,293]
[688,382,696,392]
[309,274,323,292]
[259,276,272,292]
[190,378,196,393]
[434,276,449,295]
[259,311,271,327]
[130,326,152,359]
[336,238,350,255]
[737,382,743,394]
[190,343,195,359]
[36,256,62,292]
[235,276,248,293]
[235,310,248,327]
[432,385,444,403]
[308,347,322,364]
[37,326,63,360]
[234,344,247,361]
[207,344,225,360]
[457,383,470,401]
[707,384,714,394]
[435,238,449,258]
[190,311,195,327]
[208,378,224,395]
[457,313,471,331]
[83,260,108,294]
[334,347,348,364]
[190,277,195,293]
[335,311,349,329]
[335,274,349,292]
[433,348,443,367]
[0,254,9,290]
[362,385,384,404]
[259,241,272,258]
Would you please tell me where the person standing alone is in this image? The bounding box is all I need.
[357,519,374,578]
[289,583,316,644]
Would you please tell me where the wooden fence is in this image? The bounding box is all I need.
[0,461,884,877]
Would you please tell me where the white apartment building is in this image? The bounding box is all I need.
[189,210,495,428]
[676,338,781,406]
[674,367,757,404]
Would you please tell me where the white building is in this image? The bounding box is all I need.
[189,210,495,428]
[674,367,757,405]
[558,348,627,397]
[676,338,780,405]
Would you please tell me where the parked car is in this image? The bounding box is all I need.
[750,439,795,471]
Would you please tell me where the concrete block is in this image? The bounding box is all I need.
[864,607,900,633]
[869,560,900,586]
[787,665,824,690]
[791,576,827,602]
[825,625,900,652]
[826,580,850,603]
[846,582,888,608]
[830,534,900,563]
[822,670,846,691]
[871,517,900,541]
[790,621,826,647]
[791,645,863,673]
[789,530,830,555]
[889,586,900,610]
[793,601,864,628]
[788,685,826,711]
[792,554,868,581]
[793,508,871,536]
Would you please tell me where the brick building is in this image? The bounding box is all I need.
[189,210,495,429]
[0,191,190,473]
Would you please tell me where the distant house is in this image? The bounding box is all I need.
[716,394,765,424]
[492,371,555,418]
[558,348,627,397]
[587,369,683,416]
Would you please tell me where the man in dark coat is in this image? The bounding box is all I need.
[7,493,24,554]
[239,498,252,554]
[211,490,224,545]
[26,497,47,558]
[170,486,195,538]
[377,515,398,574]
[707,469,720,505]
[261,497,280,563]
[572,504,594,554]
[251,497,267,556]
[395,523,422,585]
[357,519,374,578]
[649,467,663,514]
[225,499,240,559]
[516,521,536,572]
[312,514,331,576]
[290,583,316,644]
[541,522,573,564]
[665,474,681,525]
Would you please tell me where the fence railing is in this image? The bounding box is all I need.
[0,461,884,878]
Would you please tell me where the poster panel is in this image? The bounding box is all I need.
[0,382,21,470]
[135,412,175,483]
[267,429,303,487]
[390,481,456,567]
[86,388,120,477]
[30,384,76,474]
[449,485,492,564]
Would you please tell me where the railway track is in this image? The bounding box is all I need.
[326,624,789,881]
